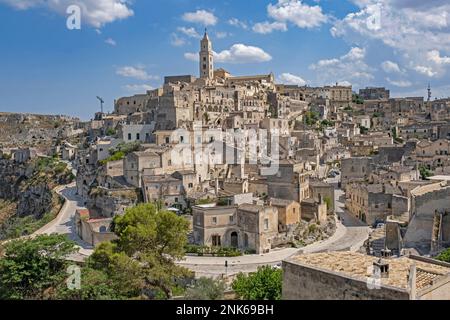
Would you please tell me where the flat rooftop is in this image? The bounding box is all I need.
[288,252,450,290]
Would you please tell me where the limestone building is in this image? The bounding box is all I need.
[283,252,450,300]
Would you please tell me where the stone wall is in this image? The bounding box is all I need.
[282,260,410,300]
[404,184,450,249]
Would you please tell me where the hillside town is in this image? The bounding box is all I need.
[2,31,450,301]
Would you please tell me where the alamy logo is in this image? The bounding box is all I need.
[66,5,81,30]
[366,4,382,31]
[66,265,81,290]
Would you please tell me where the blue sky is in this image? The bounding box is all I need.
[0,0,449,120]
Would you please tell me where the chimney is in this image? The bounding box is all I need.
[381,249,393,258]
[408,264,417,300]
[373,259,390,278]
[215,178,219,195]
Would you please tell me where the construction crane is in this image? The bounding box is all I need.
[96,96,105,114]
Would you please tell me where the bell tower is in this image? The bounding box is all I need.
[199,29,214,80]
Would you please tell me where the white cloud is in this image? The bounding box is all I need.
[214,44,272,64]
[185,44,272,64]
[0,0,134,28]
[331,0,450,78]
[381,61,403,74]
[215,31,229,39]
[386,77,412,87]
[427,50,450,65]
[228,18,248,29]
[310,47,374,86]
[170,33,186,47]
[177,27,201,39]
[277,73,307,86]
[182,10,218,26]
[184,53,198,62]
[123,84,154,93]
[413,65,438,77]
[104,38,116,46]
[253,21,287,34]
[116,66,158,81]
[267,0,328,29]
[341,47,366,60]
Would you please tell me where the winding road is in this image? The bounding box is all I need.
[177,177,370,278]
[34,183,94,259]
[14,164,369,272]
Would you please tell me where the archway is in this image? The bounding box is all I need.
[230,232,239,248]
[244,233,249,248]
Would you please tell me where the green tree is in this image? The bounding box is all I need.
[105,128,116,136]
[55,267,124,300]
[437,248,450,263]
[232,266,282,300]
[304,111,320,126]
[90,203,192,299]
[0,234,77,300]
[419,165,432,180]
[185,277,226,300]
[323,196,332,211]
[359,125,369,134]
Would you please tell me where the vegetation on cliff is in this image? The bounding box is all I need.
[0,157,73,240]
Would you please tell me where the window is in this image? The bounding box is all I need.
[188,183,193,188]
[264,219,269,231]
[229,216,234,223]
[128,133,132,140]
[212,235,221,247]
[165,137,170,144]
[175,198,179,203]
[212,217,217,225]
[136,133,140,140]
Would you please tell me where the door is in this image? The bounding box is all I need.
[231,232,238,248]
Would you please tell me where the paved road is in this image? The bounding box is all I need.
[178,177,370,278]
[34,183,94,259]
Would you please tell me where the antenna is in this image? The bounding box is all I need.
[96,96,104,114]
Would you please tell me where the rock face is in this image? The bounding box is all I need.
[16,183,53,218]
[0,112,81,150]
[0,158,72,219]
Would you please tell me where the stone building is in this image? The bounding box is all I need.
[300,198,327,223]
[114,94,151,115]
[341,157,372,187]
[192,203,278,254]
[309,181,335,214]
[283,252,450,300]
[74,209,117,246]
[404,181,450,253]
[359,87,390,100]
[12,148,37,163]
[345,183,408,225]
[269,198,301,232]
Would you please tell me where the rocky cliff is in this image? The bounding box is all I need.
[0,112,81,150]
[0,157,73,222]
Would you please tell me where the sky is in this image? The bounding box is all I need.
[0,0,449,120]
